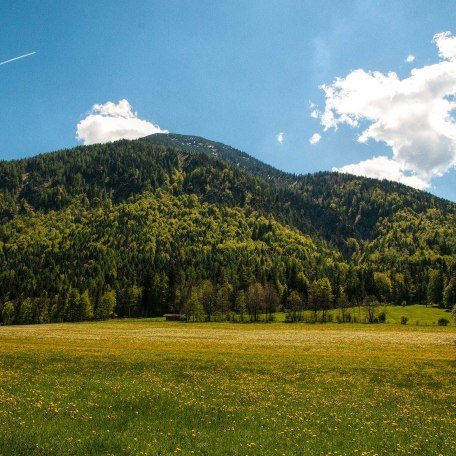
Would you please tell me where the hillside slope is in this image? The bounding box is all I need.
[0,134,454,323]
[145,133,455,241]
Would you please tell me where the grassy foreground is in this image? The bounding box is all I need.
[0,321,455,455]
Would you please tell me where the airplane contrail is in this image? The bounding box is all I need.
[0,51,36,66]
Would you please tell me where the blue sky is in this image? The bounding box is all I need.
[1,0,455,200]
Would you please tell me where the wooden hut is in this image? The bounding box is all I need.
[163,313,182,321]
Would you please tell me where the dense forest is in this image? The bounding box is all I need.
[0,134,455,324]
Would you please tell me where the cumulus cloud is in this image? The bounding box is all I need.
[309,133,321,145]
[333,156,429,189]
[317,31,456,189]
[405,54,415,63]
[76,99,167,145]
[276,132,285,144]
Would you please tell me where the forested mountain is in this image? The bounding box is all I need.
[146,134,454,242]
[0,134,455,324]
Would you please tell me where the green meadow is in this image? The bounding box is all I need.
[377,304,453,325]
[270,304,454,325]
[0,317,455,455]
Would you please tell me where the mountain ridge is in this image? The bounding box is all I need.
[144,133,456,205]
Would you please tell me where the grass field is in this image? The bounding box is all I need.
[379,305,454,326]
[268,305,454,325]
[0,320,455,455]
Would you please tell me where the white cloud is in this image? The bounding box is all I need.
[435,31,456,60]
[276,132,285,144]
[405,54,415,63]
[309,101,320,118]
[333,156,429,189]
[317,31,456,189]
[76,99,167,145]
[309,133,321,145]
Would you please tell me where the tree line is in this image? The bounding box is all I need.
[3,272,455,325]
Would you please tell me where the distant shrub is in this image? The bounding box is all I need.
[401,300,407,307]
[378,311,386,323]
[400,316,408,325]
[437,318,449,326]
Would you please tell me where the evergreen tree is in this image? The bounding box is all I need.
[200,280,216,322]
[67,289,81,322]
[124,285,142,317]
[443,276,456,310]
[234,290,246,322]
[427,269,444,306]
